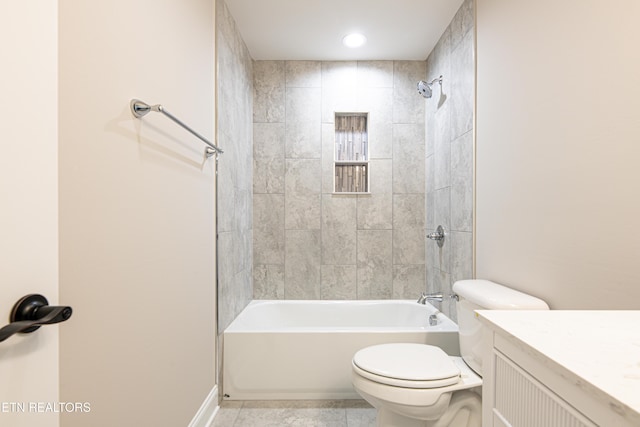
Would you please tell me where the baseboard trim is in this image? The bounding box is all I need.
[188,385,219,427]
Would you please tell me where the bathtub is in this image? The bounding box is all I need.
[222,300,459,400]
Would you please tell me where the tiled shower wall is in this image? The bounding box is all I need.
[253,61,427,300]
[217,0,253,332]
[425,0,475,321]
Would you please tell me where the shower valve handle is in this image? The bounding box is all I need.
[427,225,446,247]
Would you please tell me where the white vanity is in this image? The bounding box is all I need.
[477,310,640,427]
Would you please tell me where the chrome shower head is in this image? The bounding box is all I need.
[417,75,443,99]
[417,80,432,98]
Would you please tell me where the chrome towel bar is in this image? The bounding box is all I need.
[130,99,223,158]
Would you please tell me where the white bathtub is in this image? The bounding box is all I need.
[222,300,459,400]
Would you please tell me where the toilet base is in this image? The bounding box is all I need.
[372,390,481,427]
[377,408,429,426]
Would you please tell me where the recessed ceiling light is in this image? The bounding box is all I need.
[342,33,367,48]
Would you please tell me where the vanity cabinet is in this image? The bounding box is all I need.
[487,335,596,427]
[478,311,640,427]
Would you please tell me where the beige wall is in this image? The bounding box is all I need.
[0,2,59,426]
[59,1,217,425]
[476,0,640,308]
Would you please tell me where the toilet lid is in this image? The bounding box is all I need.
[353,343,460,383]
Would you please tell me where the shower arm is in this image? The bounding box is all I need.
[428,76,443,86]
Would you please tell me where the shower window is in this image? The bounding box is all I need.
[334,113,369,193]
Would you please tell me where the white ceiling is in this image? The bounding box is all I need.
[223,0,465,61]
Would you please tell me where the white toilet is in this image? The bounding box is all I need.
[351,280,549,427]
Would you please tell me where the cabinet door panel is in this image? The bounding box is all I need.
[494,351,596,427]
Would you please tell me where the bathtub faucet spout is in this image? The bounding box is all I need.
[418,292,459,304]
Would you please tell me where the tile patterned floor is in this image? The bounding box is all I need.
[212,400,377,427]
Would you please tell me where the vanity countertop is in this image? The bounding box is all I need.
[477,310,640,425]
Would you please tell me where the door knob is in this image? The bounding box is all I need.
[0,294,73,343]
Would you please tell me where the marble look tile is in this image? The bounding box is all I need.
[434,187,451,234]
[321,265,357,300]
[434,136,451,191]
[285,230,321,299]
[286,87,322,123]
[254,61,285,89]
[450,30,474,140]
[254,157,285,194]
[253,264,285,300]
[366,114,393,160]
[213,399,374,426]
[357,193,392,231]
[254,122,285,159]
[394,228,426,265]
[285,159,321,230]
[286,61,321,87]
[253,61,285,123]
[425,103,436,158]
[233,406,345,427]
[426,149,435,189]
[392,124,425,194]
[427,27,451,87]
[321,123,337,194]
[321,63,359,123]
[450,231,473,284]
[211,401,242,427]
[216,152,236,233]
[346,407,377,427]
[356,61,394,88]
[357,230,393,299]
[426,191,435,232]
[451,130,473,232]
[285,88,321,158]
[322,61,357,89]
[322,86,358,124]
[217,2,253,335]
[285,120,322,159]
[429,188,452,274]
[254,85,285,124]
[393,265,426,299]
[357,159,392,230]
[393,194,425,265]
[392,61,426,124]
[253,194,284,265]
[322,195,357,265]
[253,123,285,194]
[450,0,474,50]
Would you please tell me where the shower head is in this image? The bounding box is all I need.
[417,80,432,98]
[417,75,443,99]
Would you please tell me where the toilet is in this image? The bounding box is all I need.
[351,280,549,427]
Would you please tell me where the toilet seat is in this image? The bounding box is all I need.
[353,343,461,389]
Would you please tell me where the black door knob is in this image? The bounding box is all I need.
[0,294,73,343]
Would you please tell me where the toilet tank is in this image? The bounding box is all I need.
[453,280,549,376]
